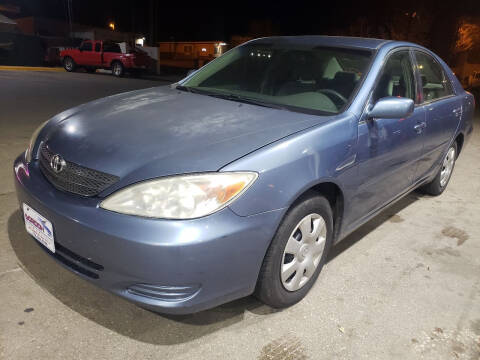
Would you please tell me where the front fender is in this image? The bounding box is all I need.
[222,113,358,218]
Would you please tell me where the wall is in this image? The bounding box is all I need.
[0,32,44,66]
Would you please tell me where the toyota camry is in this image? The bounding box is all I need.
[14,36,475,314]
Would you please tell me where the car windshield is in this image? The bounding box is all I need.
[180,43,373,114]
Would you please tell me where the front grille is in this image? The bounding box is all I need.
[39,143,119,197]
[53,242,103,279]
[35,238,104,279]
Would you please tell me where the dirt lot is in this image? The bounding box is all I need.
[1,71,479,359]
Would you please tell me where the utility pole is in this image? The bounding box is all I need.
[131,2,135,34]
[66,0,73,38]
[149,0,158,46]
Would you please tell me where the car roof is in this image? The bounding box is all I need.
[248,36,392,51]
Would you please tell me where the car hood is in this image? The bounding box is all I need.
[41,86,330,194]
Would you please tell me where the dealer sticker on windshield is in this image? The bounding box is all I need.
[23,203,55,253]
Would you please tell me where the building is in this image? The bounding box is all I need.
[158,41,227,69]
[0,12,46,66]
[452,50,480,87]
[0,16,145,66]
[0,12,16,32]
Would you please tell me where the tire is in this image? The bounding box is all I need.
[111,61,124,77]
[255,193,334,308]
[421,142,457,196]
[63,57,76,72]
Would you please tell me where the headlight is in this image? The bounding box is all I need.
[25,121,48,163]
[100,172,258,219]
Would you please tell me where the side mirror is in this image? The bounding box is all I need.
[367,97,414,119]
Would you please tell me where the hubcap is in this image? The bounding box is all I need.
[65,59,72,70]
[281,213,327,292]
[113,64,121,75]
[440,147,455,187]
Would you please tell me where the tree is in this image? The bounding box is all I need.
[455,19,480,53]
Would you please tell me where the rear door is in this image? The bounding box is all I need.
[412,50,460,179]
[352,49,426,218]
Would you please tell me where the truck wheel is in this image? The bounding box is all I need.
[112,62,124,77]
[255,193,333,308]
[63,57,76,72]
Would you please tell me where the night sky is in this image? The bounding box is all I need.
[6,0,480,58]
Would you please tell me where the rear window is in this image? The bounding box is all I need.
[103,42,121,53]
[414,51,454,102]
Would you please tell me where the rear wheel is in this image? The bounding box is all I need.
[63,57,75,72]
[112,62,124,77]
[421,142,457,196]
[255,193,333,308]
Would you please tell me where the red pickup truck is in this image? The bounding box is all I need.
[60,40,150,77]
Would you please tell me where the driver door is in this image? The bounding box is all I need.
[350,49,426,220]
[79,41,95,66]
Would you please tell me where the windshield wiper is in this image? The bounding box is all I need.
[205,92,287,110]
[177,86,287,110]
[176,84,193,92]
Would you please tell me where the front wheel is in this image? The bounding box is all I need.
[63,57,75,72]
[421,142,457,196]
[111,62,124,77]
[255,193,333,308]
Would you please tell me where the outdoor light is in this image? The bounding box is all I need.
[135,37,145,46]
[109,22,115,31]
[201,48,207,52]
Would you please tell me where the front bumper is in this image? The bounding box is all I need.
[13,155,284,314]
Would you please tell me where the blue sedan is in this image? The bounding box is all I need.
[14,36,475,314]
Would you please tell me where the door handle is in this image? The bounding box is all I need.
[414,122,426,134]
[452,107,462,117]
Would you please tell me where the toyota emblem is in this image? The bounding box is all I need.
[50,154,66,173]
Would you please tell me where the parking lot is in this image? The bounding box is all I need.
[1,70,479,360]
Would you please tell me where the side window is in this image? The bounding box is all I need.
[79,41,92,52]
[414,51,453,102]
[372,50,416,103]
[103,42,121,53]
[95,43,101,52]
